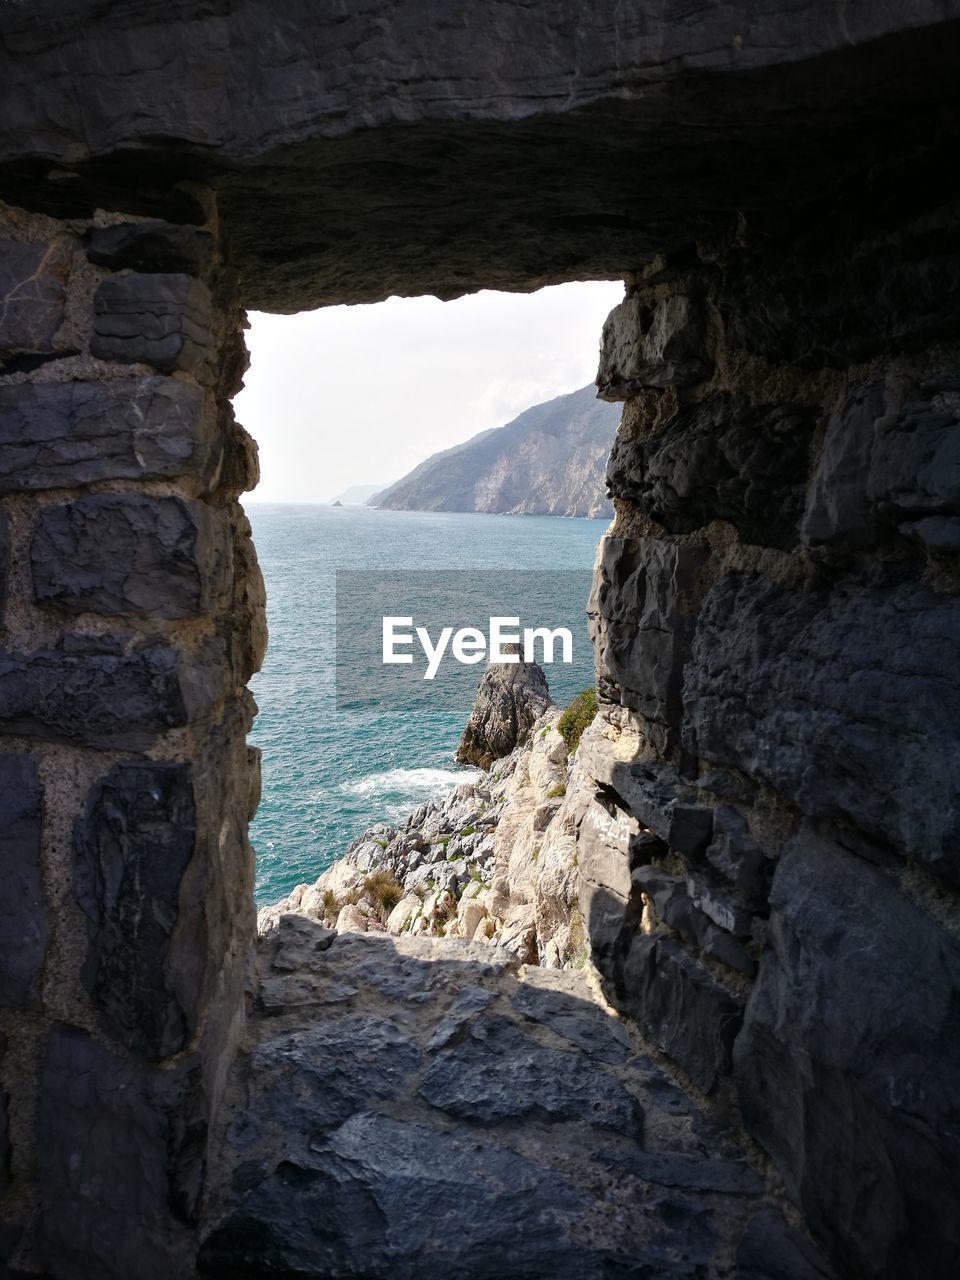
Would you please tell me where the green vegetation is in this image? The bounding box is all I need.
[459,825,476,837]
[557,686,598,754]
[546,784,566,799]
[437,835,451,849]
[567,908,588,970]
[373,837,388,850]
[321,887,338,916]
[362,869,404,918]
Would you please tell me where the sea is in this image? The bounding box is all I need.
[247,504,609,904]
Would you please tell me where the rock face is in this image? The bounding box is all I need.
[371,384,619,518]
[456,650,553,768]
[259,693,585,971]
[2,3,957,310]
[577,126,960,1280]
[198,917,834,1280]
[1,5,959,1278]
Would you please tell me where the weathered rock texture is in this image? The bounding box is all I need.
[0,190,263,1277]
[198,917,833,1279]
[456,650,552,768]
[371,383,620,517]
[1,4,959,1278]
[579,104,960,1280]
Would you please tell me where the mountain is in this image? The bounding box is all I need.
[333,483,387,505]
[368,384,620,518]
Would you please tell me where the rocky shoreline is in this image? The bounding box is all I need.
[259,662,594,969]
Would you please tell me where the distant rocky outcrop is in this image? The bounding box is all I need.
[369,384,620,518]
[456,648,552,768]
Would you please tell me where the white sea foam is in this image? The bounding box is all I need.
[340,767,479,798]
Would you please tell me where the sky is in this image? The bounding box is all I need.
[235,280,625,503]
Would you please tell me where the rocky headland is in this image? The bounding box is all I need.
[368,384,619,518]
[259,659,594,970]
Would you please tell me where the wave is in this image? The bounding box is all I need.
[340,766,479,799]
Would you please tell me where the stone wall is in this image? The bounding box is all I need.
[579,183,960,1276]
[0,195,263,1276]
[1,5,959,1277]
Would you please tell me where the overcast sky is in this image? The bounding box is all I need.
[236,280,624,503]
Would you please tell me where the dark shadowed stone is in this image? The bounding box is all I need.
[509,972,633,1063]
[0,641,228,750]
[0,507,9,622]
[419,1013,641,1132]
[737,1209,838,1280]
[74,763,197,1058]
[719,208,960,368]
[619,934,743,1092]
[31,495,232,619]
[269,913,335,973]
[0,753,48,1008]
[0,1032,9,1195]
[578,735,693,847]
[704,806,772,898]
[199,1112,594,1280]
[600,1148,762,1196]
[597,294,712,397]
[634,866,757,978]
[607,394,817,547]
[684,572,960,883]
[803,376,960,548]
[576,793,644,972]
[0,237,70,360]
[735,832,960,1278]
[38,1026,198,1280]
[4,4,956,312]
[0,377,208,492]
[91,273,214,380]
[86,221,215,276]
[588,537,706,751]
[247,1015,421,1141]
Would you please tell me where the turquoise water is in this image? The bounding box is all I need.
[247,505,608,903]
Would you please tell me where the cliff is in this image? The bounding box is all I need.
[369,384,619,518]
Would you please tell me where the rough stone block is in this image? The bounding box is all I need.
[607,393,816,547]
[803,376,960,549]
[597,294,712,398]
[38,1026,198,1280]
[91,273,214,379]
[0,1032,9,1195]
[0,640,229,750]
[684,572,960,883]
[588,536,706,746]
[578,734,693,847]
[418,1013,640,1131]
[735,832,960,1277]
[0,237,70,360]
[737,1209,838,1280]
[0,753,48,1008]
[0,507,9,623]
[720,231,960,367]
[0,376,208,492]
[86,221,215,277]
[705,806,772,898]
[74,763,197,1058]
[576,794,644,970]
[31,495,232,619]
[634,866,756,977]
[619,932,743,1092]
